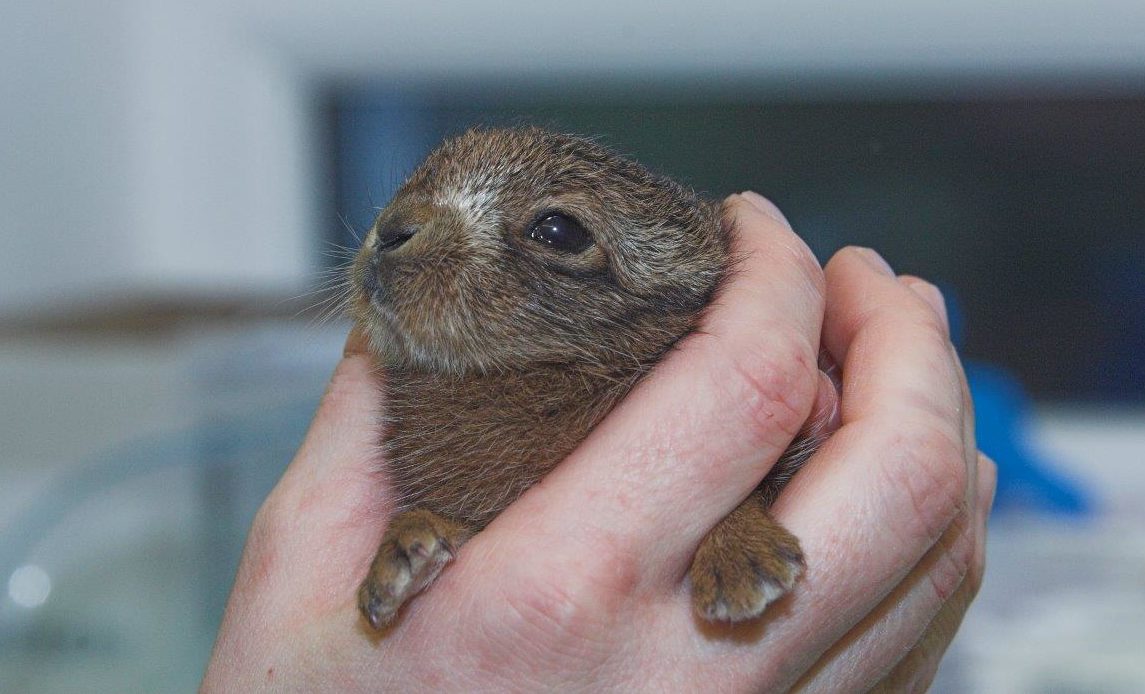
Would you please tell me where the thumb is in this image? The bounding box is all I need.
[245,327,392,610]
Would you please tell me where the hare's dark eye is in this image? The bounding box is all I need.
[528,213,593,254]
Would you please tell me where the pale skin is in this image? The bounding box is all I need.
[202,193,995,693]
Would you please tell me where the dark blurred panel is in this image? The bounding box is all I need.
[328,92,1145,404]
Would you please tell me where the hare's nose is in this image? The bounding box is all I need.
[375,221,417,253]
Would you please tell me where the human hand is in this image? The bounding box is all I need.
[201,193,992,692]
[789,226,995,692]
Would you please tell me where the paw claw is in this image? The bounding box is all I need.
[362,595,385,631]
[357,513,459,631]
[690,531,805,623]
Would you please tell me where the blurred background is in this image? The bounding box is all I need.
[2,1,1143,691]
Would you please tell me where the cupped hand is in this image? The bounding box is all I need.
[201,193,993,693]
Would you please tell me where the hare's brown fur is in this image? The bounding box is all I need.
[351,127,808,630]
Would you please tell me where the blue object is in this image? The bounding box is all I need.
[966,361,1093,516]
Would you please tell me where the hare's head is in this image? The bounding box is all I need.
[351,127,729,374]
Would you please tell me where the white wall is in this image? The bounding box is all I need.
[1,2,135,311]
[3,0,1143,317]
[1,0,316,317]
[125,1,316,295]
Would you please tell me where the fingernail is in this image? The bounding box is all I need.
[906,280,950,334]
[815,370,842,434]
[344,325,370,357]
[854,247,894,276]
[817,349,842,392]
[738,191,791,228]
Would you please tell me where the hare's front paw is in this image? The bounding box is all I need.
[689,513,804,622]
[357,509,469,630]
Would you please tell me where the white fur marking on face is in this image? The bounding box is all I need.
[438,184,498,222]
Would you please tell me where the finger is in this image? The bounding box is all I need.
[801,248,969,562]
[276,325,387,508]
[670,248,970,690]
[899,276,978,499]
[822,251,965,440]
[803,369,842,440]
[794,452,995,693]
[898,275,979,552]
[897,276,949,334]
[866,452,996,693]
[480,193,825,586]
[343,323,371,356]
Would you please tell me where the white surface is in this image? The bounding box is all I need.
[933,409,1145,693]
[8,565,52,609]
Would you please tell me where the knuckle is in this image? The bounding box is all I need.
[927,510,975,603]
[470,548,636,682]
[884,423,968,548]
[492,535,637,652]
[777,234,827,301]
[250,492,288,541]
[966,538,987,598]
[861,286,953,367]
[795,242,827,300]
[978,452,999,513]
[502,572,608,644]
[235,499,289,588]
[719,331,819,451]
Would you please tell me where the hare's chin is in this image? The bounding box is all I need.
[363,287,395,319]
[360,292,402,336]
